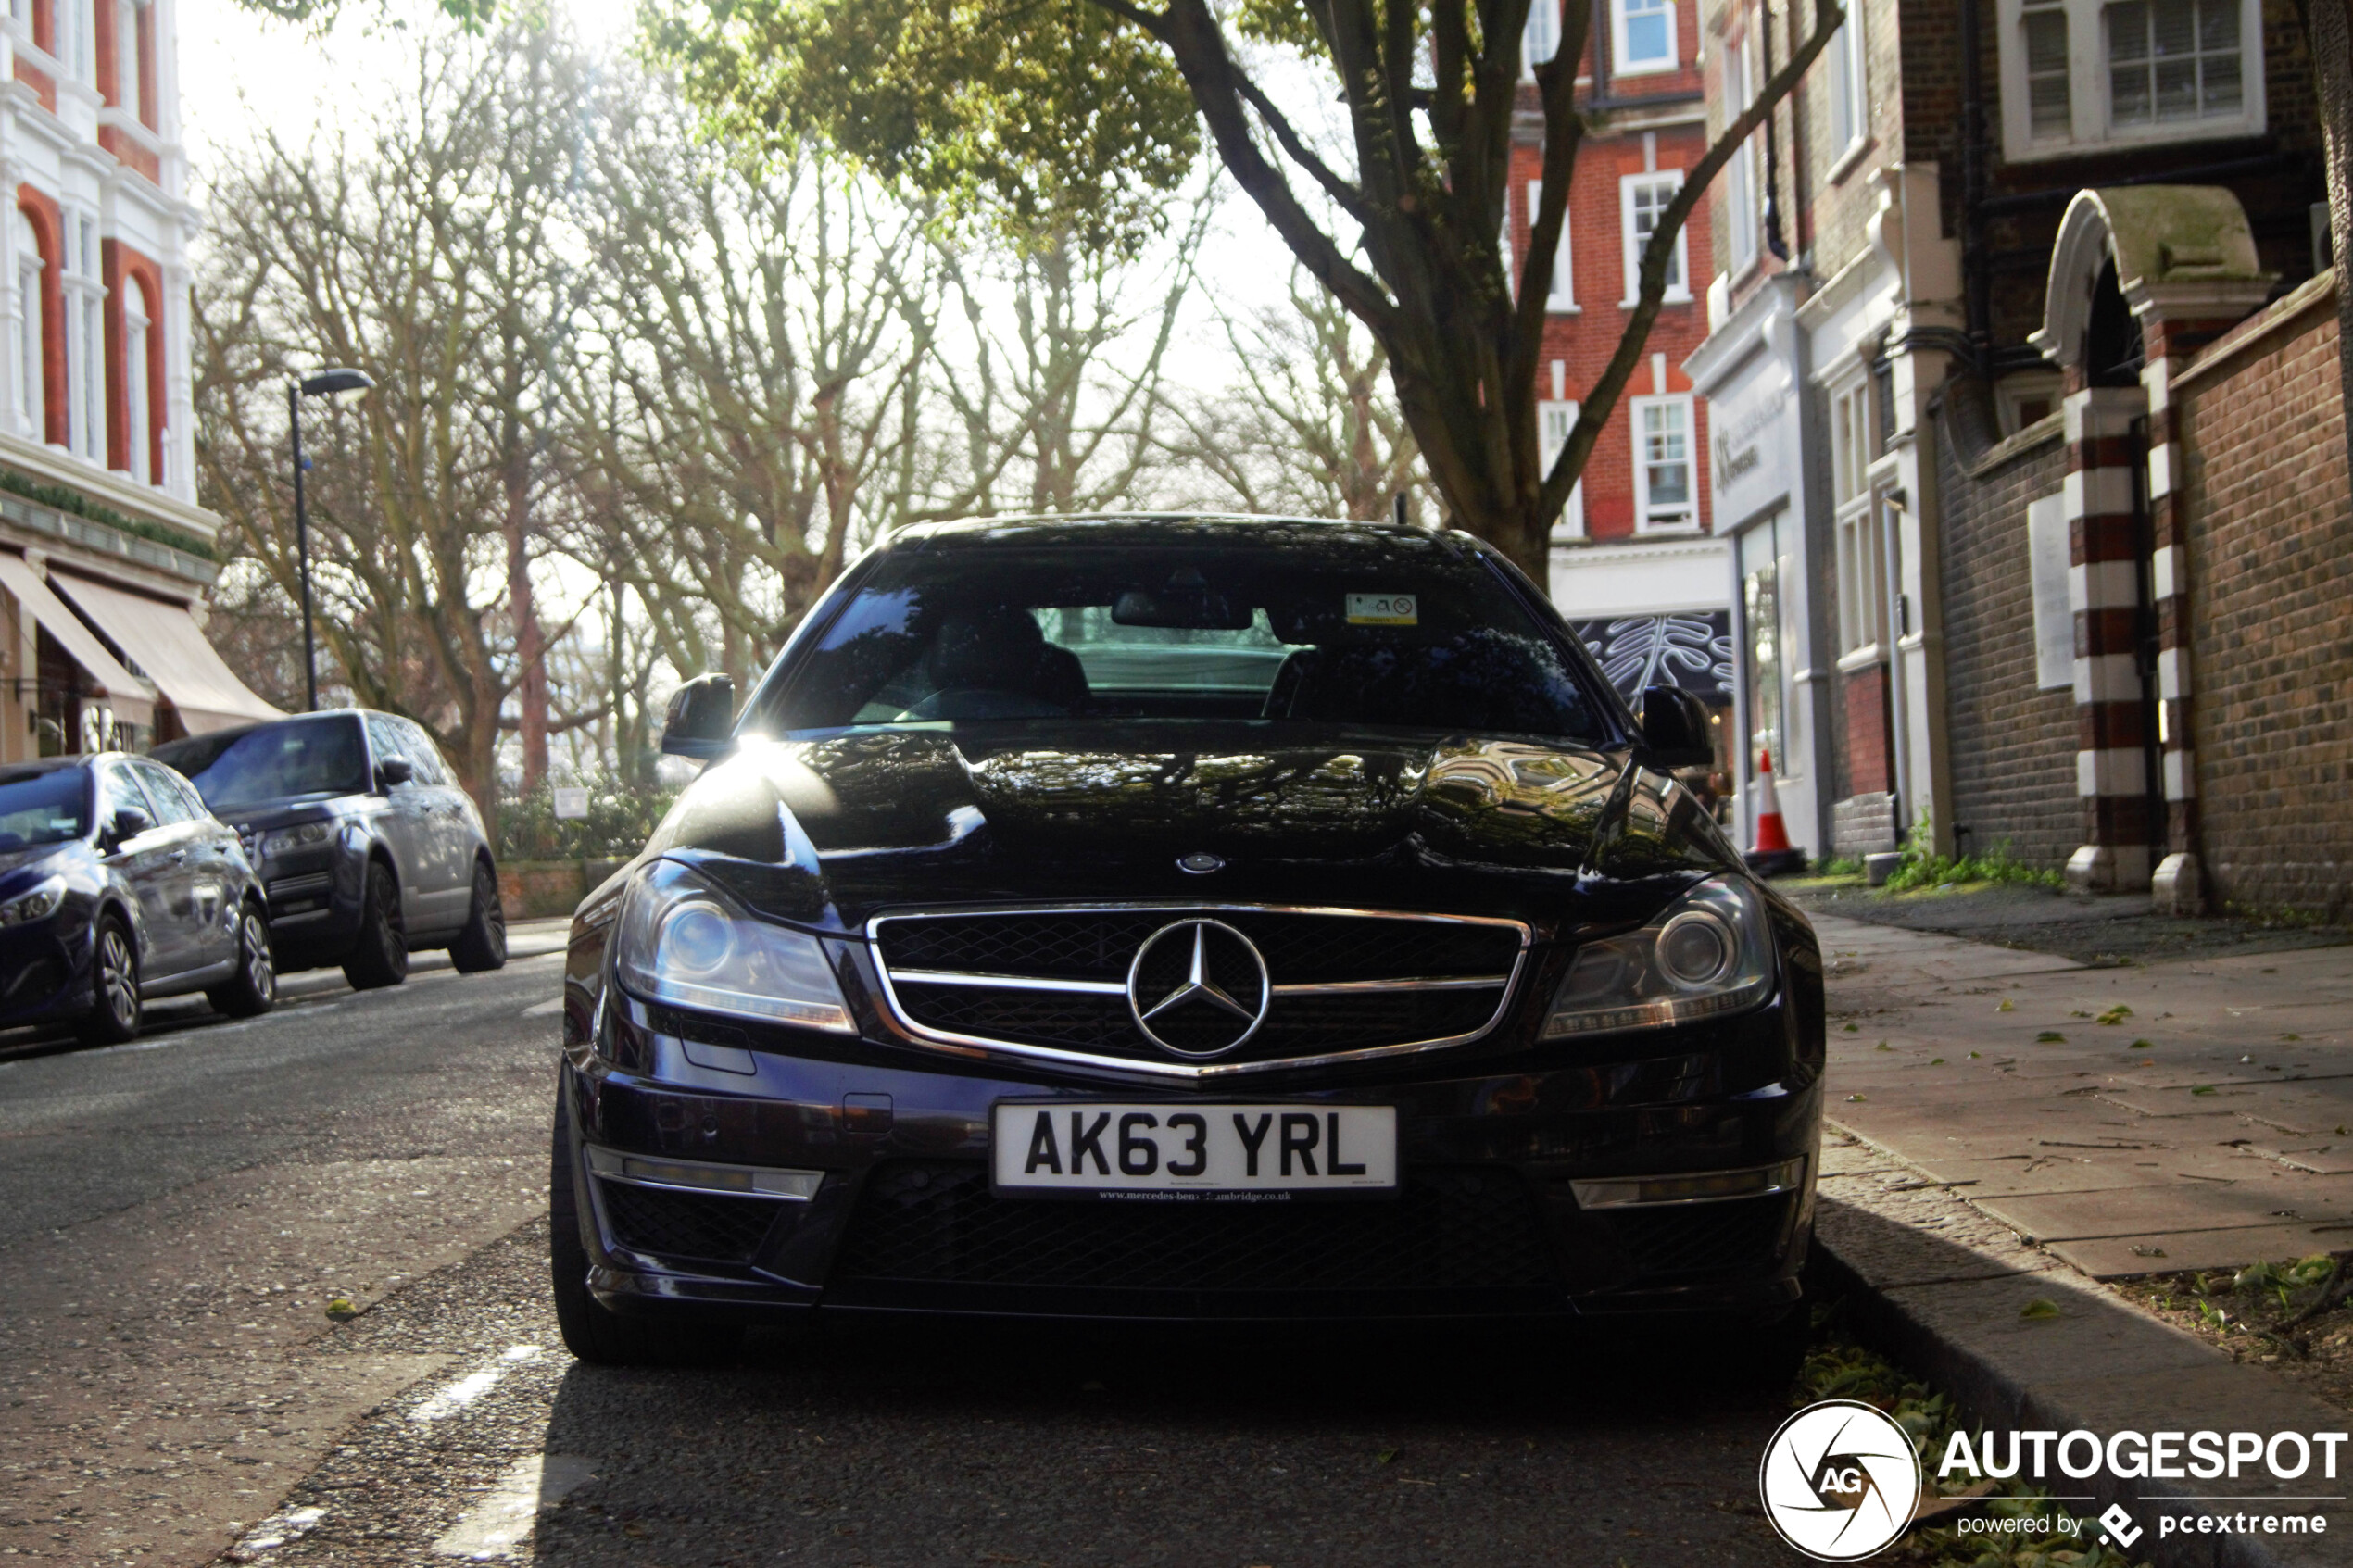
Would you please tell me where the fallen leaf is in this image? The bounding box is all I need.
[2130,1039,2154,1049]
[1996,999,2014,1012]
[2036,1031,2066,1043]
[1846,1093,1867,1102]
[1843,1022,1859,1033]
[1969,1050,1982,1059]
[2097,1005,2132,1025]
[1376,1449,1398,1465]
[2281,1033,2303,1042]
[324,1298,358,1321]
[1929,1057,1945,1065]
[1876,1041,1893,1051]
[2192,1085,2217,1096]
[2020,1298,2062,1320]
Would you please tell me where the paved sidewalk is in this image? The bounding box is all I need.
[1818,914,2353,1278]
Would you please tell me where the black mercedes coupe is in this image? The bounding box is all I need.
[550,515,1824,1364]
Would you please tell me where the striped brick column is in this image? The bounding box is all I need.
[2061,384,2152,894]
[2134,295,2268,914]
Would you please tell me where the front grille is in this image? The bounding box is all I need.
[833,1160,1559,1295]
[874,907,1526,1072]
[1600,1194,1795,1280]
[598,1178,786,1265]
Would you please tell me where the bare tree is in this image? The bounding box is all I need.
[195,24,590,833]
[1169,266,1432,521]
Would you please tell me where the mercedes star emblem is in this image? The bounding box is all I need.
[1126,919,1271,1058]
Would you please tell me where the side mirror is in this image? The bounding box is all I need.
[661,673,736,759]
[1634,685,1714,770]
[375,756,414,792]
[105,805,153,850]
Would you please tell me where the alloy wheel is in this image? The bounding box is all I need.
[243,911,276,1004]
[99,928,136,1028]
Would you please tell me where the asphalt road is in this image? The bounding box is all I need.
[0,926,1813,1567]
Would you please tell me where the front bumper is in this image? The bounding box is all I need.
[0,910,94,1027]
[558,988,1823,1324]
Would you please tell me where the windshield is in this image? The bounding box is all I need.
[157,715,371,809]
[754,537,1605,742]
[0,768,89,850]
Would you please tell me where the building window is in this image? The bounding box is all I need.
[1538,399,1587,537]
[2108,0,2240,124]
[1997,0,2261,156]
[115,0,140,119]
[1725,26,1761,271]
[1995,371,2063,434]
[1630,394,1696,530]
[63,0,94,82]
[1524,0,1560,70]
[13,211,42,444]
[1615,0,1678,73]
[1525,181,1576,310]
[1620,171,1689,304]
[1829,4,1868,154]
[125,299,148,484]
[1831,382,1889,656]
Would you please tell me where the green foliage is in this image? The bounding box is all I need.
[226,0,497,32]
[1884,811,2063,893]
[0,469,216,561]
[641,0,1200,252]
[496,775,679,862]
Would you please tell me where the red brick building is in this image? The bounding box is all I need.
[1511,0,1735,770]
[0,0,275,752]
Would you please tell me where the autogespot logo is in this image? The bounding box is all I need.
[1759,1400,1924,1562]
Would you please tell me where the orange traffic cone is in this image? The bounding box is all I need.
[1744,748,1807,875]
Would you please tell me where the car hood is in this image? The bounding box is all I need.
[641,723,1740,937]
[214,795,371,835]
[0,842,87,892]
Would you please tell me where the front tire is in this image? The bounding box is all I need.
[548,1093,742,1367]
[449,861,508,973]
[341,860,409,991]
[78,917,140,1045]
[208,902,278,1018]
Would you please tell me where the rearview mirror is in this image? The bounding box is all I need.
[1112,588,1253,631]
[1634,685,1714,770]
[375,757,414,792]
[105,805,152,849]
[661,673,736,759]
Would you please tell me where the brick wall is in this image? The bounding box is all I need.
[1933,385,2080,867]
[1510,120,1714,538]
[2177,283,2353,919]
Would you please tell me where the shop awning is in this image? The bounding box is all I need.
[1570,611,1736,706]
[47,574,282,734]
[0,552,155,728]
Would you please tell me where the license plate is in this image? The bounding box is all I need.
[990,1102,1398,1200]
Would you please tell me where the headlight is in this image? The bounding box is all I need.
[0,874,65,927]
[612,860,854,1034]
[1540,874,1774,1038]
[260,822,333,858]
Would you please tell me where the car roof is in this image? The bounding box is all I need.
[884,512,1484,557]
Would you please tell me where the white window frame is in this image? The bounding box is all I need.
[124,300,147,483]
[1830,380,1889,657]
[12,211,41,444]
[1525,180,1577,311]
[1629,393,1698,532]
[1828,3,1868,160]
[1994,0,2264,159]
[1538,399,1587,537]
[1619,171,1691,307]
[1523,0,1561,74]
[1725,27,1761,273]
[1994,370,2063,436]
[116,0,142,120]
[1613,0,1680,75]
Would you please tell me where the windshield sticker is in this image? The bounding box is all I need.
[1345,593,1417,625]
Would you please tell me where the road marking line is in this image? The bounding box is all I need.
[410,1369,501,1422]
[430,1453,598,1561]
[522,997,564,1016]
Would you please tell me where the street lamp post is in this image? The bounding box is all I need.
[288,368,373,712]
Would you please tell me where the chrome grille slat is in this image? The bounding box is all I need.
[868,903,1529,1080]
